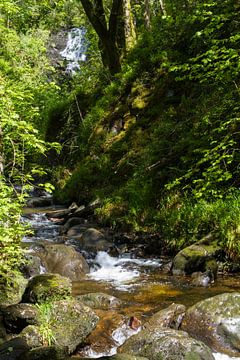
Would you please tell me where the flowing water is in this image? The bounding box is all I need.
[60,27,87,75]
[22,207,240,359]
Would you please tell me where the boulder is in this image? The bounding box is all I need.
[145,303,186,330]
[0,273,28,307]
[60,217,86,234]
[14,300,98,354]
[22,254,43,278]
[0,337,30,360]
[119,326,214,360]
[66,224,90,238]
[19,346,70,360]
[37,244,89,281]
[76,293,121,309]
[172,235,220,275]
[3,303,39,334]
[22,274,72,303]
[191,270,214,287]
[181,292,240,356]
[80,228,112,251]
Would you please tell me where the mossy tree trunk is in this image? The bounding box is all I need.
[79,0,136,74]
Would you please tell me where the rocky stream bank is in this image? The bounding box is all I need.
[1,195,240,360]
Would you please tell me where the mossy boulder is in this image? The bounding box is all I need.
[37,244,89,281]
[119,326,214,360]
[76,292,121,309]
[172,236,220,275]
[22,274,72,303]
[0,273,28,307]
[181,292,240,356]
[145,303,186,330]
[3,303,39,333]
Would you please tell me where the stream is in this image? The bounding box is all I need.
[22,204,240,360]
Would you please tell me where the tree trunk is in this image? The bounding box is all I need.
[123,0,136,51]
[159,0,167,15]
[79,0,123,75]
[144,0,151,30]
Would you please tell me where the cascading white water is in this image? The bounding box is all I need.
[213,354,240,360]
[88,251,162,290]
[60,27,87,75]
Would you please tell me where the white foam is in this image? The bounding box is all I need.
[88,251,161,290]
[213,354,240,360]
[21,213,60,242]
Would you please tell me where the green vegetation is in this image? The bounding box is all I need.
[1,0,240,288]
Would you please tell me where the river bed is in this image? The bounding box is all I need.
[22,207,240,359]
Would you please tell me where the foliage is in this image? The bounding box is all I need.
[36,302,56,346]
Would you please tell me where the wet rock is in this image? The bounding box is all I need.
[22,254,43,278]
[37,244,89,281]
[145,303,186,330]
[191,270,214,287]
[19,346,70,360]
[76,293,121,309]
[3,304,39,334]
[66,224,90,238]
[26,197,53,208]
[23,274,72,303]
[105,356,149,360]
[60,217,86,234]
[172,235,220,275]
[119,326,214,360]
[0,274,28,307]
[80,228,112,252]
[181,292,240,356]
[0,337,29,360]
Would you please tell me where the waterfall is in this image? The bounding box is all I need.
[60,27,87,75]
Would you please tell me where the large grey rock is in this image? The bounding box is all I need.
[119,326,214,360]
[76,293,121,309]
[145,303,186,330]
[37,244,89,281]
[80,228,112,251]
[181,292,240,356]
[15,300,98,354]
[172,235,220,275]
[3,303,39,333]
[60,217,86,234]
[23,274,72,303]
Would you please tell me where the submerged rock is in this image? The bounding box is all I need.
[181,292,240,356]
[37,244,89,281]
[119,326,214,360]
[145,303,186,330]
[76,293,121,309]
[23,274,72,303]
